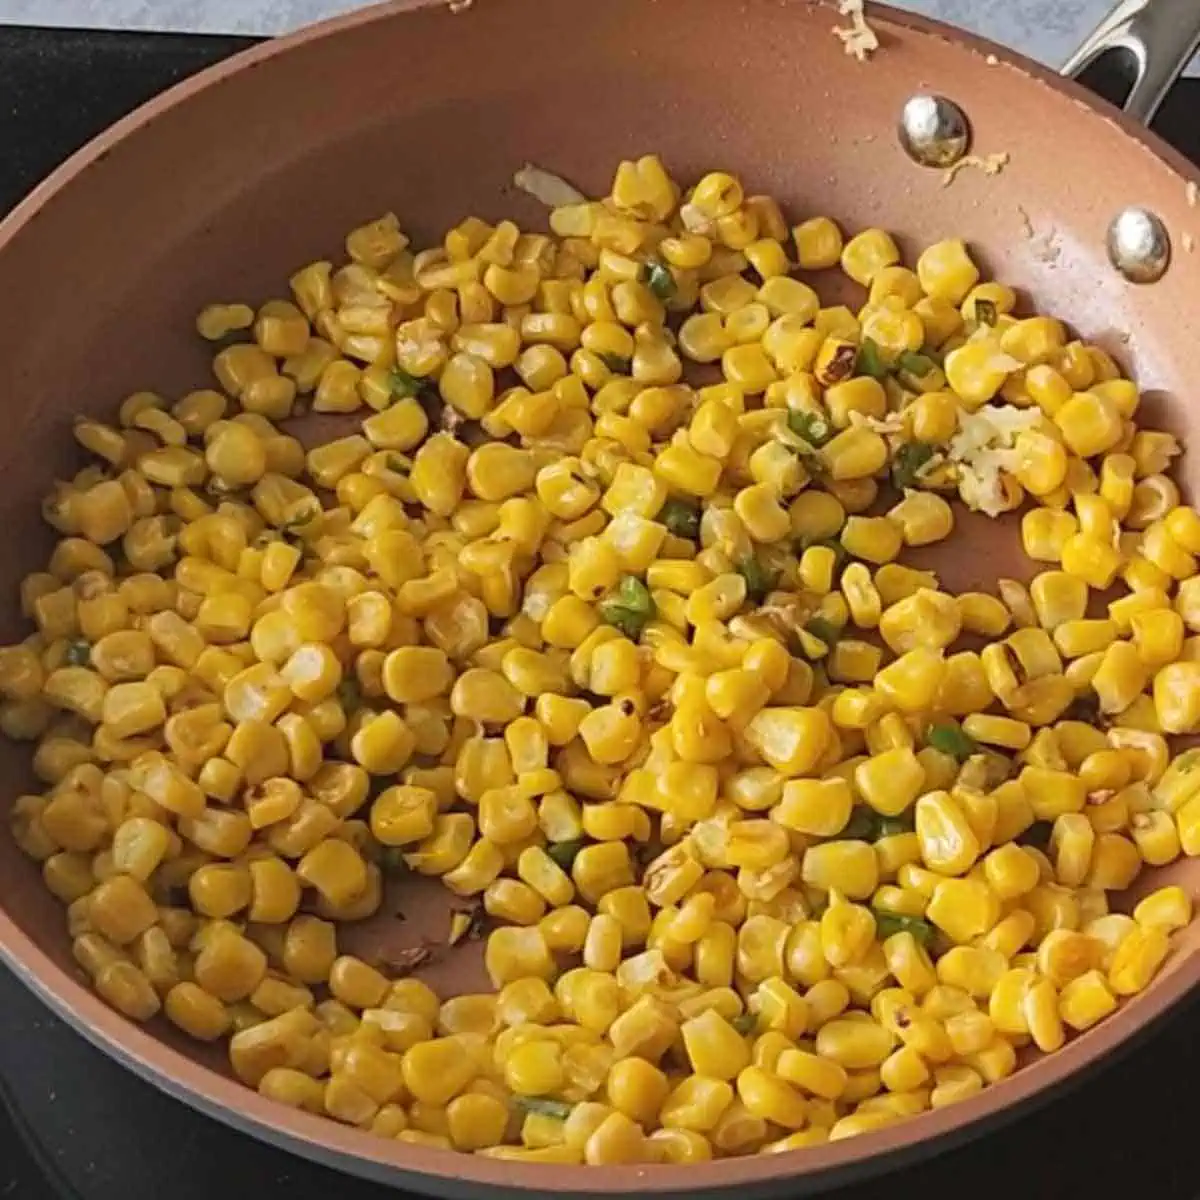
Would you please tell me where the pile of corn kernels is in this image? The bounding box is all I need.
[6,154,1200,1164]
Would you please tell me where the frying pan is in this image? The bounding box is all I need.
[1,0,1200,1194]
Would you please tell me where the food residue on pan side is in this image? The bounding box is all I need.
[370,941,439,978]
[1016,204,1061,265]
[942,151,1009,187]
[832,0,879,61]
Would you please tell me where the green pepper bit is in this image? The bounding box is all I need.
[387,367,427,399]
[64,640,92,667]
[891,441,935,490]
[787,409,834,448]
[337,677,362,711]
[897,350,937,378]
[872,911,935,945]
[379,846,410,876]
[840,806,879,841]
[513,1096,574,1120]
[805,617,841,648]
[598,352,631,374]
[926,721,977,762]
[876,814,914,838]
[660,497,701,540]
[641,258,677,301]
[598,574,656,640]
[737,555,778,603]
[855,337,890,380]
[840,807,914,842]
[547,839,587,870]
[974,298,999,327]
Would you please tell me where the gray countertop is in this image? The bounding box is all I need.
[3,1,1197,79]
[0,0,1134,68]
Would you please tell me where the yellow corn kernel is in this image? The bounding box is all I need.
[983,843,1039,900]
[1061,532,1122,589]
[914,791,980,876]
[1020,767,1086,820]
[841,229,900,287]
[961,714,1030,752]
[820,427,888,482]
[774,777,853,837]
[813,1016,893,1069]
[792,217,843,269]
[1057,969,1118,1032]
[875,647,945,714]
[1133,885,1192,931]
[1108,924,1171,996]
[800,841,879,900]
[1154,661,1200,733]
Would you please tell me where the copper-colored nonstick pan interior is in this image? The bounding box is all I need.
[1,0,1200,1193]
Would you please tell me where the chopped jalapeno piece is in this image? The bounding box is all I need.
[64,640,91,667]
[872,911,935,945]
[279,501,322,537]
[737,556,778,603]
[513,1096,574,1120]
[787,409,834,447]
[387,367,427,399]
[974,298,999,327]
[641,259,677,301]
[840,807,879,841]
[805,617,841,648]
[600,606,645,641]
[856,337,890,380]
[547,839,587,870]
[379,847,409,876]
[926,722,977,762]
[337,677,362,711]
[897,350,937,378]
[599,575,656,640]
[1063,691,1101,723]
[598,352,631,374]
[891,441,935,489]
[660,497,701,540]
[840,808,913,842]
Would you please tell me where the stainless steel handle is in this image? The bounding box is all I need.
[1062,0,1200,125]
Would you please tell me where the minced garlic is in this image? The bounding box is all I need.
[512,163,587,208]
[948,403,1042,517]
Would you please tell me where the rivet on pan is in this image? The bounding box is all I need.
[898,95,971,168]
[1107,207,1171,284]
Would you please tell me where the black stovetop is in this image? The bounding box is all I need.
[2,21,1200,1200]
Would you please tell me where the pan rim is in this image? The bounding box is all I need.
[1,0,1198,1192]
